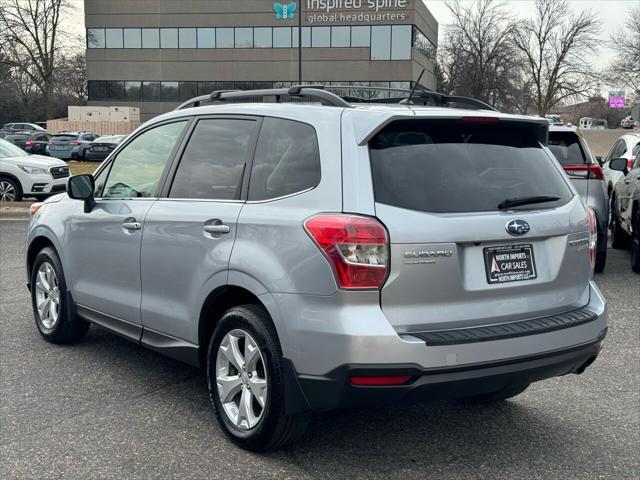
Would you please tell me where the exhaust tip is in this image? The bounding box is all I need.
[575,355,597,375]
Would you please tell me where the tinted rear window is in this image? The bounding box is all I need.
[369,119,572,213]
[548,132,587,165]
[51,135,77,141]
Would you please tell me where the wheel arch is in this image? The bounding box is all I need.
[26,236,58,285]
[0,172,24,194]
[197,284,272,368]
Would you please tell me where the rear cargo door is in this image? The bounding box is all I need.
[368,117,592,332]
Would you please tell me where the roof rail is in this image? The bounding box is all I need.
[319,85,497,111]
[175,85,353,110]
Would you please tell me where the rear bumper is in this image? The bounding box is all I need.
[288,333,604,412]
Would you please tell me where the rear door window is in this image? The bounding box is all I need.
[248,118,321,201]
[169,118,257,200]
[369,119,572,214]
[547,132,587,165]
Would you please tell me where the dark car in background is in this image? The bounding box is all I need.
[0,123,46,138]
[3,131,51,155]
[548,125,608,272]
[609,153,640,273]
[84,135,125,161]
[47,132,99,161]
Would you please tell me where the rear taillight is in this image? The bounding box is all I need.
[562,164,604,180]
[25,140,33,147]
[627,159,634,170]
[459,116,499,123]
[73,141,82,146]
[304,214,389,289]
[586,206,597,272]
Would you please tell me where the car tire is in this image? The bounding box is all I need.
[207,304,310,451]
[30,247,90,344]
[632,210,640,274]
[611,203,630,249]
[594,229,607,273]
[0,177,22,202]
[461,383,529,403]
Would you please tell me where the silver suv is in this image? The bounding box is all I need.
[26,87,607,451]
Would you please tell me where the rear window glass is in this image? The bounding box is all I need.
[369,119,572,213]
[51,135,77,141]
[548,132,587,165]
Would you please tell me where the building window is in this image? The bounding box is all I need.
[123,29,142,48]
[105,28,123,48]
[179,81,198,101]
[351,26,370,47]
[254,27,272,48]
[391,25,412,60]
[160,28,178,48]
[142,81,161,101]
[216,28,234,48]
[413,27,437,62]
[273,27,291,48]
[197,28,215,48]
[198,81,216,94]
[87,28,105,48]
[88,81,106,100]
[105,81,124,100]
[370,25,391,60]
[331,26,350,47]
[161,82,179,101]
[179,28,197,48]
[311,27,330,47]
[292,27,311,48]
[125,81,142,101]
[235,28,253,48]
[142,28,160,48]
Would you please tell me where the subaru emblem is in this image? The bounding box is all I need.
[506,219,530,236]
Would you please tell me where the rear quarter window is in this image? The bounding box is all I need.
[248,117,321,201]
[369,119,573,214]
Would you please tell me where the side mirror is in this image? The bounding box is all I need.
[67,174,96,212]
[608,158,628,175]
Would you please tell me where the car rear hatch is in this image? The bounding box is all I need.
[547,129,603,201]
[366,116,592,333]
[50,134,77,150]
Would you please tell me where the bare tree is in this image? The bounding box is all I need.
[439,0,522,108]
[54,51,87,101]
[0,0,70,119]
[513,0,601,116]
[606,6,640,98]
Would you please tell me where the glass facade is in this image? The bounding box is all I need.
[87,80,416,102]
[87,25,435,61]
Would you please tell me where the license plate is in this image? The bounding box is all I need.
[52,145,70,150]
[93,146,108,152]
[484,244,537,284]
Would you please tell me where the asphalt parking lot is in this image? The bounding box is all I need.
[1,218,638,479]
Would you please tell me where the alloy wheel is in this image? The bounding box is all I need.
[0,180,16,202]
[216,329,268,430]
[34,262,61,329]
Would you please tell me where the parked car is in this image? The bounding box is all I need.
[0,122,46,136]
[609,153,640,272]
[47,132,100,160]
[545,114,563,126]
[26,87,606,452]
[0,139,69,201]
[601,133,640,196]
[4,131,52,155]
[84,135,126,161]
[579,118,607,130]
[620,116,636,129]
[547,126,608,272]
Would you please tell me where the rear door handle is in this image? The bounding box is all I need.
[204,224,230,234]
[122,221,142,231]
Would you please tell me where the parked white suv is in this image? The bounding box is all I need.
[0,139,69,201]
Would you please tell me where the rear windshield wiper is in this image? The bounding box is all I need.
[498,195,560,210]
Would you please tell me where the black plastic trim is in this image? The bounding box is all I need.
[409,307,598,346]
[76,304,142,342]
